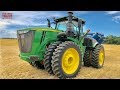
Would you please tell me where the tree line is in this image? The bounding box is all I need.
[104,35,120,45]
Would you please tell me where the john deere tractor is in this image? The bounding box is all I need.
[17,12,105,79]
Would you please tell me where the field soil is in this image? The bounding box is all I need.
[0,39,120,79]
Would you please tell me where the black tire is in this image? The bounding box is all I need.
[44,41,62,74]
[83,48,92,67]
[91,44,105,68]
[51,41,82,79]
[29,61,44,69]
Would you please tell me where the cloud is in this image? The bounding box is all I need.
[0,11,88,27]
[0,20,9,30]
[113,16,120,19]
[105,11,120,24]
[0,29,17,38]
[112,16,120,24]
[0,11,66,27]
[74,11,89,14]
[106,11,120,15]
[0,19,26,26]
[0,11,91,38]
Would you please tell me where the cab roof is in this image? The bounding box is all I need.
[54,16,85,25]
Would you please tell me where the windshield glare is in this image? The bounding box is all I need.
[56,21,78,31]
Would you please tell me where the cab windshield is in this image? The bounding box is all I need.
[55,21,79,32]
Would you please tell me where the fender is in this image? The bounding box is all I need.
[83,37,98,48]
[91,37,99,47]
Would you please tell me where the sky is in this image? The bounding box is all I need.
[0,11,120,38]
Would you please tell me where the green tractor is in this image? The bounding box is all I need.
[17,12,105,79]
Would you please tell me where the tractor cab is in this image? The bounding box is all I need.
[48,12,85,38]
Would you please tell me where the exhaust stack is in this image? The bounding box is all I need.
[68,11,73,23]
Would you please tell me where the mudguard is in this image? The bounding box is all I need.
[84,32,104,48]
[83,37,98,48]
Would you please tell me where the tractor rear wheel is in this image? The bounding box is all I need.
[51,41,81,79]
[83,48,92,67]
[29,61,44,69]
[91,44,105,68]
[44,41,62,74]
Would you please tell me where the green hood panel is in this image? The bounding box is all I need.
[22,27,62,32]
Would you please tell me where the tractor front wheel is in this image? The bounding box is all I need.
[51,41,81,79]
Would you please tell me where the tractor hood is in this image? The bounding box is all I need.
[21,27,62,32]
[17,27,61,62]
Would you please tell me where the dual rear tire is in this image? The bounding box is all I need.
[44,41,82,79]
[83,44,105,68]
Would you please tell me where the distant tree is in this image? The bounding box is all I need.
[104,35,120,45]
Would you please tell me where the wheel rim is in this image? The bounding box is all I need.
[62,48,80,74]
[99,48,105,66]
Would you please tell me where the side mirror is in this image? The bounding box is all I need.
[47,19,51,28]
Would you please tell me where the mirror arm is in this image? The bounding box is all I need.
[47,19,51,28]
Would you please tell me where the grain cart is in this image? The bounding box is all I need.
[17,12,105,79]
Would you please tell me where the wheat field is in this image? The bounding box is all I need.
[0,39,120,79]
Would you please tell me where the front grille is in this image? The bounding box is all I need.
[17,30,35,53]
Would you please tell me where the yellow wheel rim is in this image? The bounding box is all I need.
[99,48,105,66]
[62,48,80,74]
